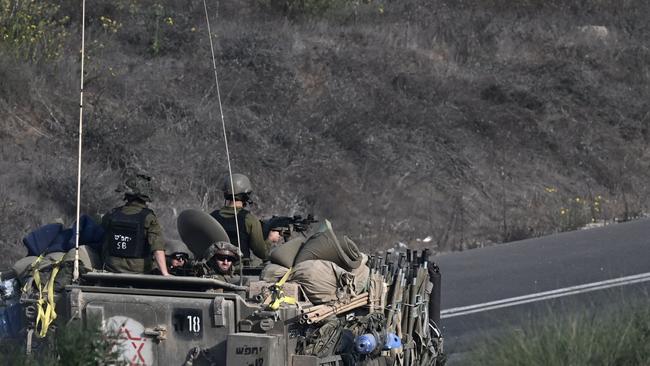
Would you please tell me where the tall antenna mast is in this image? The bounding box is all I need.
[72,0,87,283]
[202,0,244,285]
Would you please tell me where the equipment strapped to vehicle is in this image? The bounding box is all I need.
[20,255,64,338]
[267,267,297,310]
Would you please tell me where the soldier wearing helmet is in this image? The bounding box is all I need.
[101,171,169,275]
[198,241,242,284]
[152,239,193,276]
[209,174,277,266]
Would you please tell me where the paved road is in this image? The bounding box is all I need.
[434,218,650,362]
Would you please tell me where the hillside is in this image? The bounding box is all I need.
[1,0,649,267]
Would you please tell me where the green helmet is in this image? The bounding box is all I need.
[117,172,153,202]
[202,241,241,264]
[164,239,193,260]
[221,173,252,196]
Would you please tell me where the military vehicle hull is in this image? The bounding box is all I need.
[3,248,444,366]
[60,274,314,366]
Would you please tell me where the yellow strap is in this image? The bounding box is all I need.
[269,293,298,310]
[37,263,61,337]
[33,257,63,338]
[276,267,292,286]
[268,267,296,310]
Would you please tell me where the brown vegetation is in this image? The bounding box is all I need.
[1,0,649,267]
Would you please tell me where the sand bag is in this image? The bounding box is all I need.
[290,260,356,304]
[260,263,290,282]
[352,254,370,293]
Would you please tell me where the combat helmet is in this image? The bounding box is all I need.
[117,170,154,202]
[202,241,242,264]
[221,174,252,201]
[165,238,194,261]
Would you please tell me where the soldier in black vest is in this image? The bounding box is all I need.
[101,172,169,275]
[209,174,277,266]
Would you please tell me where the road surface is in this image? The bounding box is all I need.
[435,218,650,363]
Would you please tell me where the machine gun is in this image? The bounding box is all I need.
[262,214,318,242]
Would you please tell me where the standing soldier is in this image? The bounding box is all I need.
[101,172,169,276]
[210,174,278,266]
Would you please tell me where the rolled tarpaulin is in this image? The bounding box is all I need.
[294,220,362,271]
[268,236,306,268]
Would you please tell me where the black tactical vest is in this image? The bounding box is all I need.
[210,209,251,258]
[106,207,152,258]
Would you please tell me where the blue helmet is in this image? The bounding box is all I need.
[354,333,377,354]
[383,332,402,350]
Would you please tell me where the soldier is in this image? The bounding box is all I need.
[200,241,242,284]
[210,174,279,265]
[152,239,193,276]
[101,172,169,276]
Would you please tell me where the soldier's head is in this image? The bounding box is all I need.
[117,170,154,202]
[203,241,241,274]
[221,173,253,206]
[164,239,192,268]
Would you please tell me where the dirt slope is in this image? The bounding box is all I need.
[1,0,649,266]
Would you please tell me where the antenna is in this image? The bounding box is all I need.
[73,0,87,283]
[202,0,244,285]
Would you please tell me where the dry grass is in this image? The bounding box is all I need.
[1,0,649,266]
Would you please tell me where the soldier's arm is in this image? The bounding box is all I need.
[153,250,169,276]
[246,213,271,261]
[145,212,169,276]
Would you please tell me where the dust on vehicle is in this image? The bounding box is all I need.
[0,211,445,366]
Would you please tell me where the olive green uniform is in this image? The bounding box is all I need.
[192,262,243,285]
[208,272,237,284]
[101,200,164,273]
[215,206,272,262]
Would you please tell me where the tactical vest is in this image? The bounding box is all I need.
[106,207,152,258]
[210,209,251,258]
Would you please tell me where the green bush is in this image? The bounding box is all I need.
[468,298,650,365]
[0,0,69,61]
[0,321,122,365]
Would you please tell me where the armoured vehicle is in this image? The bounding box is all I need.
[0,210,445,365]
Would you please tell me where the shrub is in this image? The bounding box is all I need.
[468,295,650,365]
[0,0,69,61]
[0,320,121,365]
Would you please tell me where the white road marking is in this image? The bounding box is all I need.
[441,272,650,319]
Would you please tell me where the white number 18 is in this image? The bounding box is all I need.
[186,315,200,333]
